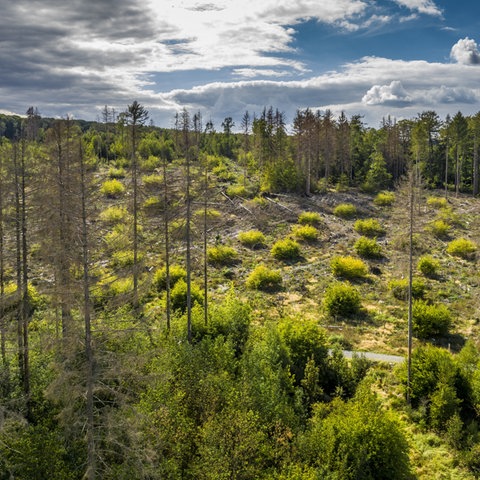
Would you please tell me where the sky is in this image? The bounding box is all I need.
[1,0,480,130]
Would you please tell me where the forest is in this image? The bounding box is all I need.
[0,103,480,479]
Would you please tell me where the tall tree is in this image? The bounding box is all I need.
[450,111,468,196]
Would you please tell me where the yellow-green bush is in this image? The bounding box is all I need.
[226,184,248,197]
[246,265,282,291]
[238,230,266,248]
[354,236,382,258]
[388,278,426,301]
[426,196,448,209]
[99,206,128,224]
[193,208,221,221]
[298,211,322,226]
[152,265,187,291]
[292,224,318,242]
[354,218,385,237]
[427,219,451,239]
[207,245,238,265]
[413,300,451,338]
[170,279,204,312]
[108,167,126,179]
[142,174,163,189]
[373,191,395,206]
[447,237,477,259]
[330,256,368,279]
[271,238,301,261]
[333,203,357,219]
[111,250,144,268]
[417,255,440,277]
[323,281,361,317]
[100,179,125,198]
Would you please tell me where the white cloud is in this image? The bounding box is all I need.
[392,0,442,16]
[362,81,412,106]
[450,38,480,65]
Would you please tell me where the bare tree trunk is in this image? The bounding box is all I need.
[444,137,449,200]
[203,157,208,326]
[162,157,171,331]
[473,133,479,196]
[0,148,6,367]
[407,170,414,406]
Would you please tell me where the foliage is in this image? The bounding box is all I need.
[298,211,322,226]
[170,278,204,312]
[330,256,368,279]
[333,203,357,219]
[447,237,477,259]
[427,219,451,239]
[246,265,283,291]
[207,245,238,265]
[238,229,266,248]
[271,238,301,261]
[362,150,392,193]
[111,249,139,268]
[291,224,318,242]
[412,299,452,338]
[354,218,385,237]
[388,278,426,300]
[140,155,161,171]
[152,264,187,291]
[99,205,128,223]
[226,183,249,197]
[194,208,221,220]
[374,190,395,206]
[417,255,441,277]
[323,281,362,318]
[108,166,126,179]
[427,196,448,209]
[100,178,125,198]
[142,173,163,189]
[354,236,383,259]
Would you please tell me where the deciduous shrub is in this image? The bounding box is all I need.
[388,278,426,300]
[427,219,451,239]
[323,282,361,317]
[426,196,448,209]
[292,224,318,242]
[226,184,248,197]
[298,211,322,226]
[238,230,266,248]
[108,167,126,179]
[354,236,382,259]
[207,245,238,265]
[99,206,128,223]
[447,237,477,259]
[170,279,204,312]
[354,218,385,237]
[374,191,395,206]
[152,264,187,291]
[100,179,125,198]
[417,255,440,277]
[412,299,452,338]
[142,173,163,189]
[271,238,301,261]
[330,256,368,279]
[246,265,282,291]
[333,203,357,219]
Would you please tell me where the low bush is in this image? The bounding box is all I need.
[152,265,187,291]
[426,196,448,209]
[427,219,451,239]
[99,206,128,224]
[330,256,368,279]
[246,265,282,291]
[437,207,462,227]
[141,155,161,172]
[413,299,452,338]
[298,211,322,226]
[292,224,318,242]
[111,249,141,268]
[143,196,163,212]
[446,237,477,259]
[142,174,163,189]
[193,208,222,221]
[100,179,125,198]
[417,255,440,277]
[323,282,361,317]
[354,218,385,237]
[354,236,382,259]
[374,191,395,206]
[207,245,238,265]
[108,167,126,179]
[238,230,266,248]
[271,238,301,261]
[170,279,204,312]
[388,278,426,300]
[333,203,357,219]
[226,184,248,197]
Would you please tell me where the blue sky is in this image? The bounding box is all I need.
[1,0,479,129]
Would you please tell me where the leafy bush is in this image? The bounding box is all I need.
[271,238,301,261]
[226,184,248,197]
[292,224,318,242]
[207,245,238,265]
[108,167,126,179]
[437,207,462,227]
[152,264,187,291]
[354,236,382,259]
[330,256,368,279]
[417,255,440,277]
[373,191,395,206]
[323,282,361,317]
[427,196,448,209]
[100,179,125,198]
[447,237,477,259]
[238,230,266,249]
[140,155,161,172]
[143,196,162,212]
[246,265,282,291]
[170,279,204,312]
[353,218,385,237]
[412,299,452,338]
[193,208,221,221]
[298,211,322,226]
[99,206,128,224]
[333,203,357,219]
[142,174,163,189]
[111,249,142,268]
[427,219,451,239]
[388,278,426,300]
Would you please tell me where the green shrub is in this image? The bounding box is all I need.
[333,203,357,219]
[298,211,322,226]
[373,191,395,206]
[99,206,128,224]
[212,162,236,182]
[427,219,451,239]
[437,207,462,227]
[194,208,221,221]
[226,184,248,197]
[323,282,361,317]
[271,238,301,261]
[413,300,452,338]
[111,249,141,268]
[143,196,162,212]
[354,218,385,237]
[388,278,426,300]
[427,196,448,209]
[100,179,125,198]
[246,265,282,291]
[238,230,266,248]
[108,167,126,179]
[152,265,187,291]
[354,236,382,259]
[330,256,368,279]
[207,245,238,265]
[141,155,161,172]
[292,224,318,242]
[417,255,440,277]
[109,276,134,297]
[170,279,204,312]
[446,237,477,259]
[142,174,163,189]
